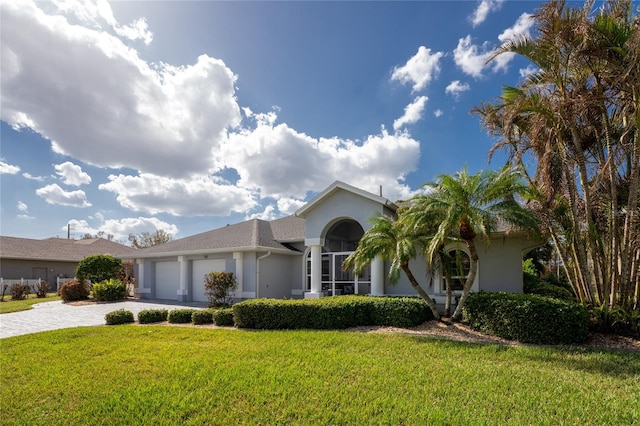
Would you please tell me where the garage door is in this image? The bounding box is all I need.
[155,261,180,300]
[192,259,226,302]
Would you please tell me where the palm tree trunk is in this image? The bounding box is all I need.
[451,241,479,320]
[400,262,440,320]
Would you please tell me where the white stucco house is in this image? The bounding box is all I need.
[129,181,540,304]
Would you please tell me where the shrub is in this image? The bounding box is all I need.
[590,305,640,337]
[137,309,169,324]
[527,282,575,302]
[192,310,214,325]
[462,292,589,344]
[204,271,237,308]
[9,282,31,300]
[59,279,90,302]
[76,255,122,284]
[167,309,195,324]
[92,279,127,302]
[31,280,49,298]
[105,309,134,325]
[233,296,432,330]
[213,308,235,326]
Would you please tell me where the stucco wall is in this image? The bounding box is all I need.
[303,189,389,240]
[0,259,77,282]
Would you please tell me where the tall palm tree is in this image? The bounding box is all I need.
[342,213,441,320]
[405,166,540,320]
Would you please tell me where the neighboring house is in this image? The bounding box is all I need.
[130,181,541,304]
[0,237,136,285]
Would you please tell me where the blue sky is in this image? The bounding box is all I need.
[1,0,546,242]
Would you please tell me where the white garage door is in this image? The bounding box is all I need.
[155,261,180,300]
[192,259,226,302]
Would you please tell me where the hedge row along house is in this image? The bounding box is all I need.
[129,181,540,305]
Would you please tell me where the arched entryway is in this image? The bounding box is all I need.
[305,219,372,296]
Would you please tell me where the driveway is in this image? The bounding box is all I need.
[0,300,206,339]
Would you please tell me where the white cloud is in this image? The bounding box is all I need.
[99,174,257,216]
[17,201,29,213]
[245,205,278,221]
[22,172,46,181]
[453,35,491,78]
[445,80,471,99]
[52,0,153,44]
[54,161,91,186]
[36,183,92,207]
[391,46,444,92]
[519,64,538,79]
[434,109,443,118]
[492,13,534,72]
[0,160,20,174]
[470,0,504,27]
[65,216,178,242]
[1,0,241,179]
[393,96,428,130]
[221,119,420,203]
[277,198,306,215]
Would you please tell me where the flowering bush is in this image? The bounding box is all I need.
[203,271,237,308]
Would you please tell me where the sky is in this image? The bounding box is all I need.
[1,0,548,243]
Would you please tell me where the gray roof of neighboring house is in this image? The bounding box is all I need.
[131,215,305,258]
[0,236,136,262]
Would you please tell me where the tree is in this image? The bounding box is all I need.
[473,0,639,309]
[343,214,441,320]
[129,229,173,249]
[405,166,540,320]
[81,231,114,241]
[75,254,123,284]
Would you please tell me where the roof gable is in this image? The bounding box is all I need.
[295,181,397,218]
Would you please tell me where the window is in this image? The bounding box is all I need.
[441,249,470,292]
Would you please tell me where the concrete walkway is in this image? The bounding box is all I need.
[0,300,206,339]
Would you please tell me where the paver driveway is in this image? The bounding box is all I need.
[0,300,206,339]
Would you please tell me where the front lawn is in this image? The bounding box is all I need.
[0,293,60,314]
[1,327,638,425]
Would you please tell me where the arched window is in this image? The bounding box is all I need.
[441,249,471,292]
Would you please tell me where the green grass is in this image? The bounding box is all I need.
[1,327,638,425]
[0,293,60,314]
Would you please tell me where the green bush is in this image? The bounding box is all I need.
[92,279,127,302]
[167,309,195,324]
[527,282,575,302]
[192,310,214,325]
[590,305,640,337]
[462,292,589,344]
[76,255,122,284]
[105,309,134,325]
[213,308,235,326]
[233,296,432,330]
[59,279,90,302]
[137,309,168,324]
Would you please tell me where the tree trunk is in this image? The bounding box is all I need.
[400,262,440,320]
[451,241,479,320]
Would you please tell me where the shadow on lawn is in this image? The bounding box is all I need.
[406,334,640,379]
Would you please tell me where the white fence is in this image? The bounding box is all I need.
[0,277,76,293]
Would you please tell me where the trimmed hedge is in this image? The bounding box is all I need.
[232,296,432,330]
[59,279,90,302]
[192,310,214,325]
[167,309,195,324]
[213,308,235,326]
[105,309,134,325]
[92,279,127,302]
[138,309,168,324]
[462,292,589,344]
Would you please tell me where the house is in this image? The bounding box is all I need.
[0,237,136,286]
[130,181,540,304]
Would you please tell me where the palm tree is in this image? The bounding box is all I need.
[405,166,540,320]
[342,213,441,320]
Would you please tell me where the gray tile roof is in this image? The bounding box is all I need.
[133,215,305,257]
[0,237,136,262]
